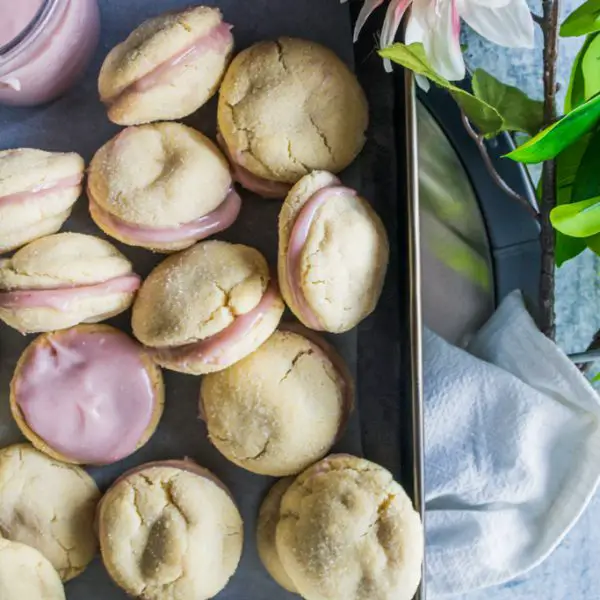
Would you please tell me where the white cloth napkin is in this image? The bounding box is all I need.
[424,290,600,597]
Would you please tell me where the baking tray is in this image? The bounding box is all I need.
[0,0,424,598]
[418,84,540,315]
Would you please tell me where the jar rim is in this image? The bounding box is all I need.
[0,0,59,58]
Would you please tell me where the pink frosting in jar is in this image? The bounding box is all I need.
[217,133,291,199]
[0,173,82,207]
[285,185,357,330]
[103,21,233,104]
[0,0,100,106]
[153,278,280,368]
[88,188,242,245]
[0,273,141,310]
[0,0,44,47]
[12,327,159,464]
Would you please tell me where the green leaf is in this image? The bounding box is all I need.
[565,33,600,112]
[379,43,504,135]
[472,69,544,136]
[581,35,600,106]
[450,88,503,136]
[591,371,600,383]
[552,136,593,265]
[506,93,600,163]
[379,44,541,138]
[557,134,592,204]
[379,43,449,87]
[572,129,600,201]
[556,233,587,265]
[550,196,600,237]
[553,136,591,265]
[561,0,600,37]
[586,232,600,254]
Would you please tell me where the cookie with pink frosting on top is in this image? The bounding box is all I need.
[0,148,84,254]
[88,122,240,253]
[99,6,234,125]
[0,232,141,333]
[278,171,389,333]
[217,37,368,198]
[131,240,285,375]
[10,324,164,465]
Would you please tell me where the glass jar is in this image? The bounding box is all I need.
[0,0,100,106]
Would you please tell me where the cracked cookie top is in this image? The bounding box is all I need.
[0,148,83,199]
[97,461,243,599]
[88,123,232,229]
[217,37,368,183]
[200,329,352,476]
[0,537,65,600]
[0,233,135,291]
[132,240,273,348]
[278,170,389,333]
[0,444,100,581]
[275,454,424,600]
[0,149,84,254]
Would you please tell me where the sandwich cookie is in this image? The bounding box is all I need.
[218,37,368,197]
[200,327,353,476]
[256,478,297,593]
[278,171,389,333]
[0,148,84,254]
[0,233,141,333]
[88,123,240,252]
[274,454,424,600]
[99,6,234,125]
[0,444,100,581]
[0,538,65,600]
[10,325,164,465]
[97,460,243,599]
[132,240,284,375]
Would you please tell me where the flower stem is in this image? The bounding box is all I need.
[531,11,544,26]
[539,0,560,340]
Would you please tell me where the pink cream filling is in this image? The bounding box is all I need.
[285,185,357,330]
[0,274,141,311]
[217,133,291,199]
[104,22,233,103]
[0,173,82,207]
[153,278,280,367]
[88,188,242,245]
[12,328,157,464]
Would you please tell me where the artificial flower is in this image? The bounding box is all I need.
[347,0,535,80]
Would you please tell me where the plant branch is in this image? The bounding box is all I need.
[539,0,560,340]
[461,112,540,219]
[576,331,600,373]
[531,11,544,26]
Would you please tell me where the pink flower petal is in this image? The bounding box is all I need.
[406,0,466,80]
[381,0,413,47]
[458,0,534,48]
[354,0,387,42]
[380,0,413,72]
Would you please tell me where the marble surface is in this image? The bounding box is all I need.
[457,2,600,599]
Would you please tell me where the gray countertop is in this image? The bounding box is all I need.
[458,2,600,598]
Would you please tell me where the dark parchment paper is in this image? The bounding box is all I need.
[0,1,396,598]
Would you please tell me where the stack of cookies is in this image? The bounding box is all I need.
[0,5,422,600]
